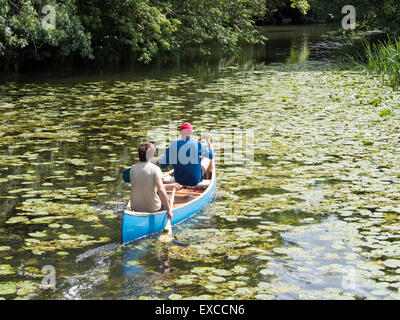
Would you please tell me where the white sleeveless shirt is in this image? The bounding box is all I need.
[130,161,163,212]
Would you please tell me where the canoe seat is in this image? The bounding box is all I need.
[163,175,176,184]
[196,179,211,188]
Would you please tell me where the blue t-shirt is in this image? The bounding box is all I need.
[160,138,213,186]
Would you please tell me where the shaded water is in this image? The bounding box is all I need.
[1,25,400,300]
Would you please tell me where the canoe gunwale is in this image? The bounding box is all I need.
[124,168,215,217]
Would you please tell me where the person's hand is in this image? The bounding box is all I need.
[205,132,211,143]
[173,183,182,190]
[167,209,173,220]
[165,183,182,190]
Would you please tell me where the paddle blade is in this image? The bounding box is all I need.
[164,219,172,235]
[160,187,175,242]
[159,234,173,243]
[160,218,172,242]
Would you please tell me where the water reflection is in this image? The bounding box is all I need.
[123,243,149,276]
[0,25,334,84]
[286,37,310,64]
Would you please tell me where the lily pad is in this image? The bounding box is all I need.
[6,216,29,224]
[208,276,226,283]
[384,259,400,269]
[0,265,14,275]
[0,282,17,295]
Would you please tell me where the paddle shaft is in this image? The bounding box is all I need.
[167,190,202,195]
[164,187,175,235]
[170,187,176,209]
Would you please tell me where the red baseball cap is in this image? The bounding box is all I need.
[179,122,193,134]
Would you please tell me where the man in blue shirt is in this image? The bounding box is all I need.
[160,123,214,186]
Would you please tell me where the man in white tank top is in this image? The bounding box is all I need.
[130,142,173,220]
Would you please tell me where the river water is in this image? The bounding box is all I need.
[1,25,400,300]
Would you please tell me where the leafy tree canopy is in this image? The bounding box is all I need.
[0,0,311,69]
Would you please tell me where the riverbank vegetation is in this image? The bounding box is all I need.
[309,0,400,90]
[1,1,400,87]
[308,0,400,35]
[0,0,311,71]
[355,37,400,89]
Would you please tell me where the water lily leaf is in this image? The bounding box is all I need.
[212,269,232,277]
[16,282,39,296]
[0,282,17,295]
[204,284,218,290]
[384,259,400,269]
[191,267,214,274]
[56,251,69,256]
[28,231,47,238]
[232,266,247,274]
[235,287,254,296]
[66,158,87,166]
[6,216,29,224]
[102,176,116,182]
[0,265,14,275]
[175,278,194,285]
[255,293,274,300]
[260,269,274,276]
[59,234,72,240]
[208,276,225,283]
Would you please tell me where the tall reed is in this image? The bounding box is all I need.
[361,37,400,89]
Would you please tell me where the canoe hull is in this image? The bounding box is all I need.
[121,176,216,244]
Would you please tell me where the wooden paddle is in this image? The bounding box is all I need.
[164,187,175,234]
[159,187,176,242]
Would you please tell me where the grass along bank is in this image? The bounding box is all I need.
[345,35,400,90]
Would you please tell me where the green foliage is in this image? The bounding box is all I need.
[0,0,92,69]
[77,0,271,62]
[0,0,311,69]
[362,140,373,146]
[350,37,400,90]
[308,0,400,90]
[290,0,310,15]
[263,0,310,16]
[363,37,400,89]
[77,0,180,64]
[308,0,400,35]
[160,0,268,56]
[379,109,392,117]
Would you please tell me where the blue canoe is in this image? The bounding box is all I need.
[121,169,216,243]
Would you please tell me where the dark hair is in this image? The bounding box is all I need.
[138,142,154,162]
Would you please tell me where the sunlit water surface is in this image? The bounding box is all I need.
[1,25,400,300]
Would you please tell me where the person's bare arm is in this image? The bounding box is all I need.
[205,132,213,150]
[155,177,173,219]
